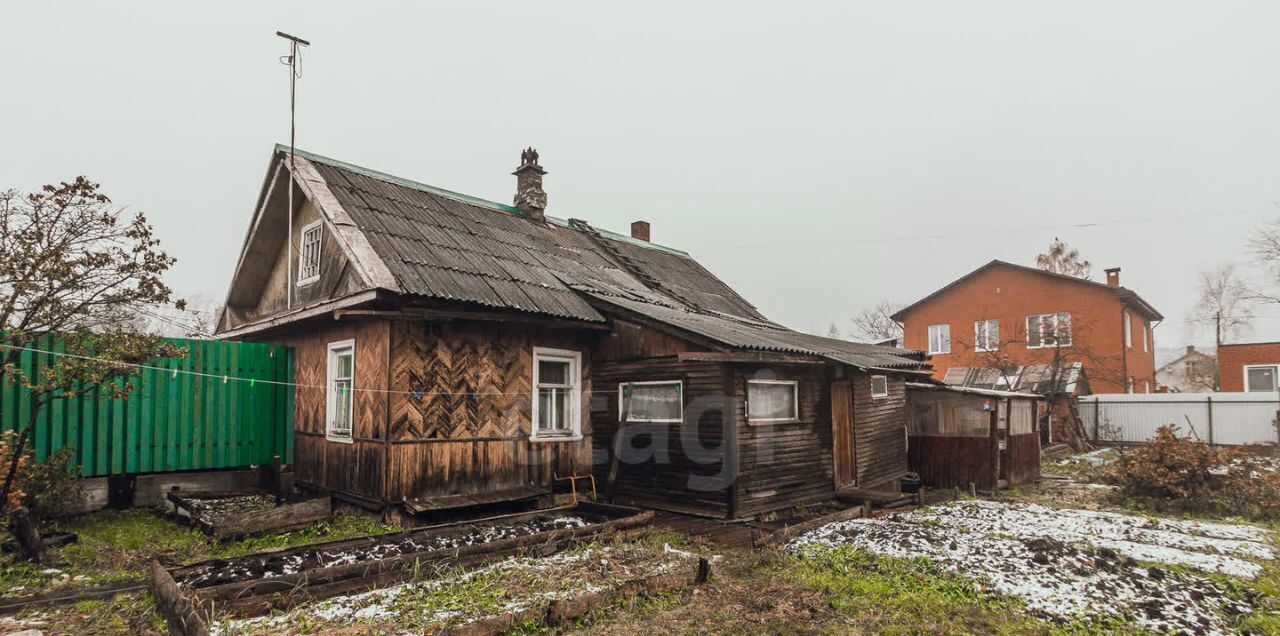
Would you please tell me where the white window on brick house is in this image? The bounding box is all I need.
[927,324,951,355]
[298,221,323,285]
[1245,365,1279,393]
[532,348,582,440]
[870,375,889,398]
[974,319,999,352]
[326,340,355,443]
[619,380,683,423]
[1142,322,1149,352]
[747,380,799,422]
[1026,312,1072,348]
[1124,311,1133,348]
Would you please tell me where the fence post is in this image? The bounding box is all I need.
[1092,399,1100,441]
[1206,395,1214,446]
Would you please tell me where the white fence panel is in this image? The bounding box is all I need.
[1079,393,1280,446]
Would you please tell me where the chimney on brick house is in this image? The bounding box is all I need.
[1104,267,1121,287]
[513,147,547,222]
[631,221,650,242]
[1186,345,1196,355]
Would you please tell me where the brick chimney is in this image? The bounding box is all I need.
[1186,345,1196,355]
[1104,267,1121,287]
[512,147,547,221]
[631,221,650,242]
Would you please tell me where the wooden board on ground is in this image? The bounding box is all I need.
[166,491,331,541]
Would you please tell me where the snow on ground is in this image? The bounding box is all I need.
[789,500,1274,634]
[212,542,696,635]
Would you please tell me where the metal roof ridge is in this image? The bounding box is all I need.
[273,144,692,257]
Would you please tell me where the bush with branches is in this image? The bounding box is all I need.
[1104,425,1280,519]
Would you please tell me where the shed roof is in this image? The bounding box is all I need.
[906,382,1040,400]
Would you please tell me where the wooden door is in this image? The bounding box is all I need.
[831,380,856,487]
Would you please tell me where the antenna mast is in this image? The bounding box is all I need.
[277,31,310,310]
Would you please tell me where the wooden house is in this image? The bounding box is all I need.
[216,145,929,518]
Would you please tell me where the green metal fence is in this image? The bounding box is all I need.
[0,336,294,477]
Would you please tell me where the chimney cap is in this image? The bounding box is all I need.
[1104,267,1122,274]
[512,146,546,175]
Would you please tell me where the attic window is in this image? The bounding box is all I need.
[298,221,323,285]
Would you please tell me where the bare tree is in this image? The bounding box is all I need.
[825,323,844,340]
[1187,264,1253,349]
[1249,215,1280,305]
[1036,237,1092,279]
[0,178,184,518]
[849,301,904,342]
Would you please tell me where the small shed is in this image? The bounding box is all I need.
[905,383,1041,490]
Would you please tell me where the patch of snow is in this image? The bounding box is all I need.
[789,500,1273,634]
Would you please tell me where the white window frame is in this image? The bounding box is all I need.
[927,324,951,355]
[325,339,355,444]
[618,380,684,423]
[1124,311,1133,349]
[1026,312,1072,349]
[747,379,800,423]
[297,220,323,286]
[1142,321,1149,353]
[974,319,999,352]
[531,347,583,441]
[870,375,889,399]
[1244,365,1280,393]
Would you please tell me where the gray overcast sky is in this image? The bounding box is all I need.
[3,1,1279,347]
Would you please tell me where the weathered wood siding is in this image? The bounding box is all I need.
[907,435,996,490]
[733,364,834,518]
[273,319,391,501]
[851,370,909,489]
[1004,434,1041,486]
[387,321,593,502]
[590,357,731,517]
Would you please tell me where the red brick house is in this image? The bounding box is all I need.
[1218,342,1280,392]
[891,260,1163,395]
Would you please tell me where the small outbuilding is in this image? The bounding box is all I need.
[905,382,1041,490]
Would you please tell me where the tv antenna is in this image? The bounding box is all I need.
[277,31,309,309]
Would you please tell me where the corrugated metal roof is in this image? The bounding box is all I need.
[292,148,925,372]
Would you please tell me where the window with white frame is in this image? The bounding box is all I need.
[1245,365,1279,393]
[927,324,951,354]
[1124,311,1133,348]
[1142,322,1149,352]
[974,319,999,352]
[326,340,355,443]
[1026,312,1072,348]
[619,380,683,423]
[532,348,582,440]
[298,221,323,285]
[747,380,799,422]
[870,375,889,398]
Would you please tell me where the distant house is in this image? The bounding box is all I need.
[1218,342,1280,393]
[1155,345,1217,392]
[891,261,1163,395]
[216,145,929,519]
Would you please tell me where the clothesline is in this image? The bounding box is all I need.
[0,344,544,398]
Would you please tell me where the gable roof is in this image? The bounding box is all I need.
[221,146,926,373]
[890,260,1163,322]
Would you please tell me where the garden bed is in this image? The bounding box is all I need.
[165,490,331,541]
[164,501,652,621]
